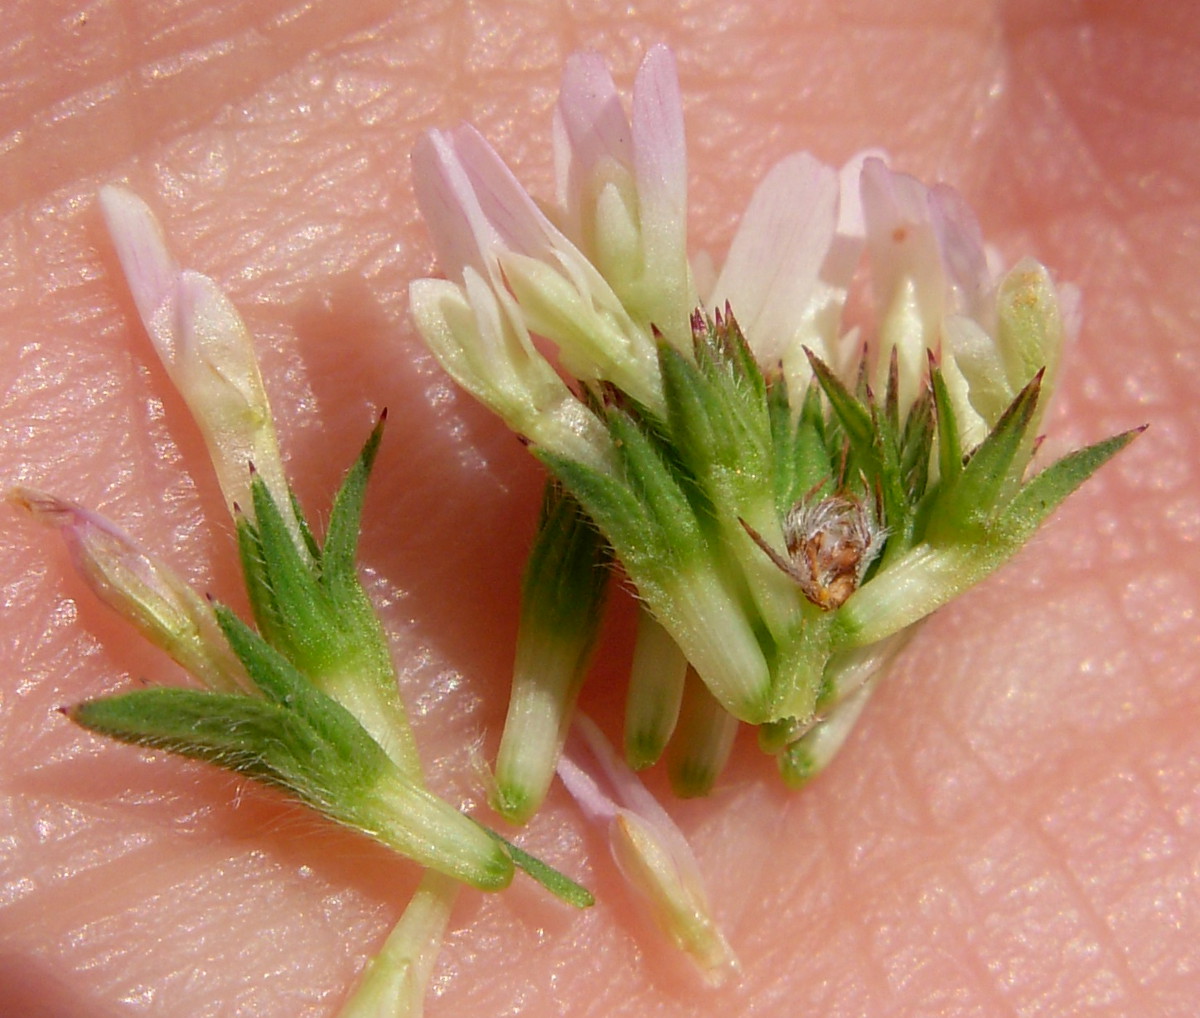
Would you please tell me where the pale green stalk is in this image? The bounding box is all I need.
[492,483,607,824]
[666,668,740,798]
[338,871,459,1018]
[623,608,688,770]
[492,624,594,824]
[353,771,512,891]
[778,679,879,789]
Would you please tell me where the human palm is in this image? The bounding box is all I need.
[3,3,1197,1016]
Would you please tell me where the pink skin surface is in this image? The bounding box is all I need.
[2,2,1198,1015]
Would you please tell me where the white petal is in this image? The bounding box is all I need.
[409,274,613,472]
[630,44,691,345]
[928,182,991,319]
[171,271,291,525]
[940,314,998,449]
[710,152,839,365]
[860,156,946,329]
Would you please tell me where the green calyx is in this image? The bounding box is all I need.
[236,416,395,699]
[515,304,1138,786]
[492,481,610,825]
[70,619,510,891]
[66,417,593,905]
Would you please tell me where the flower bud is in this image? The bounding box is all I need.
[11,487,245,692]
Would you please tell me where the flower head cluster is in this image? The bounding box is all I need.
[15,188,593,1017]
[409,45,1139,818]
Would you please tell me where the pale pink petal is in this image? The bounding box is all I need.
[553,51,633,234]
[558,715,740,986]
[860,156,946,325]
[834,149,884,239]
[709,152,839,364]
[558,51,632,167]
[415,126,602,282]
[448,125,562,259]
[568,715,695,866]
[411,128,506,282]
[413,125,575,280]
[928,182,990,318]
[555,753,619,828]
[824,148,883,282]
[98,185,181,357]
[100,189,296,542]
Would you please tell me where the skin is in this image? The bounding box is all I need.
[2,1,1197,1015]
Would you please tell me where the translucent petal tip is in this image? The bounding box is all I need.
[98,185,180,330]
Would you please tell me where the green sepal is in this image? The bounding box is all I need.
[883,346,901,433]
[658,344,721,469]
[927,369,1044,537]
[700,304,767,407]
[289,488,322,563]
[239,420,393,686]
[323,411,385,595]
[672,316,771,466]
[766,607,836,722]
[520,481,611,634]
[609,404,706,560]
[866,396,910,549]
[996,425,1145,541]
[70,677,512,890]
[808,349,893,495]
[835,421,1143,650]
[660,318,776,531]
[212,603,384,768]
[805,348,925,558]
[70,687,385,809]
[899,384,934,509]
[247,464,335,664]
[805,348,874,454]
[538,406,704,585]
[235,511,283,644]
[536,447,656,572]
[483,827,595,909]
[768,377,833,515]
[930,360,964,489]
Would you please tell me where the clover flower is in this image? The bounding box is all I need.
[556,716,739,986]
[409,44,1141,822]
[7,488,249,694]
[98,187,302,548]
[15,189,594,1018]
[8,41,1144,1012]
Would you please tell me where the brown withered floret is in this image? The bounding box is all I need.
[741,494,883,610]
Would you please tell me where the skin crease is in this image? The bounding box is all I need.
[1,0,1198,1014]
